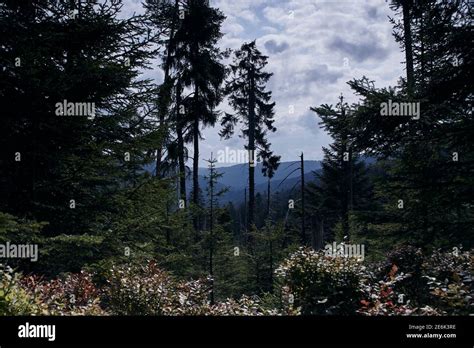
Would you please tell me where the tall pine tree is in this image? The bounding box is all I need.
[220,41,280,232]
[347,0,473,249]
[309,95,372,243]
[0,0,158,235]
[171,0,226,223]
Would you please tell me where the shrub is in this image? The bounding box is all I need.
[210,295,286,316]
[357,247,473,316]
[357,265,443,316]
[381,245,430,306]
[275,247,365,315]
[21,271,106,315]
[104,261,291,316]
[104,261,212,315]
[0,264,40,315]
[423,248,473,315]
[2,248,471,316]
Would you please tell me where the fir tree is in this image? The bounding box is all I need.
[0,0,158,237]
[221,41,280,232]
[309,96,372,242]
[347,0,473,248]
[170,0,227,224]
[203,153,228,304]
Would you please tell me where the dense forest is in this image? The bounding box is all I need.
[0,0,472,316]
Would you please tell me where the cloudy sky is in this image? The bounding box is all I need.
[123,0,404,166]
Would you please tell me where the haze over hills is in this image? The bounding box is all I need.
[146,158,377,204]
[145,160,322,204]
[189,160,322,204]
[203,160,321,188]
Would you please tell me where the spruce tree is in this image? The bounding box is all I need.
[170,0,226,224]
[220,41,280,232]
[347,0,473,248]
[144,0,180,178]
[203,154,228,304]
[390,0,415,95]
[0,0,157,227]
[0,0,163,274]
[309,96,372,242]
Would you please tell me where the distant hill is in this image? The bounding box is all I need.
[191,161,322,204]
[203,160,321,188]
[144,160,322,204]
[145,158,377,204]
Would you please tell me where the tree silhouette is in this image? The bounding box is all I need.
[221,41,280,232]
[171,0,226,226]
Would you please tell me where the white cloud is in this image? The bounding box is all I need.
[120,0,405,166]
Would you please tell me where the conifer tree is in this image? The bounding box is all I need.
[144,0,180,178]
[171,0,226,221]
[347,0,473,248]
[309,96,372,242]
[390,0,415,95]
[0,0,158,237]
[203,153,228,304]
[221,41,280,232]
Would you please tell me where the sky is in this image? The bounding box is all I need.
[122,0,404,166]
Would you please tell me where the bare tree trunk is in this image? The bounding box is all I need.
[155,0,179,178]
[192,81,201,231]
[248,69,256,232]
[269,237,273,291]
[209,159,214,305]
[300,152,306,244]
[340,99,350,240]
[192,117,200,206]
[318,218,325,250]
[267,178,271,218]
[402,0,415,96]
[244,188,247,237]
[176,81,186,205]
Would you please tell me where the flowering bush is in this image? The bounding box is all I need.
[357,265,443,316]
[0,264,40,315]
[2,248,471,316]
[357,246,473,316]
[105,261,212,315]
[210,295,274,315]
[357,245,432,315]
[210,294,300,315]
[105,261,296,316]
[384,245,430,306]
[275,247,365,315]
[21,271,106,315]
[423,248,473,315]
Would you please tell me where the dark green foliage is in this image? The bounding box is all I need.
[424,248,473,315]
[359,245,473,315]
[0,0,160,239]
[0,0,471,317]
[384,245,431,306]
[308,97,374,243]
[275,248,365,315]
[344,0,474,250]
[171,0,227,210]
[221,41,281,230]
